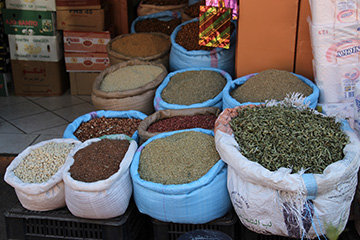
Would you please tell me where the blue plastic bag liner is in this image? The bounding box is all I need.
[222,72,320,110]
[63,110,147,142]
[169,18,237,78]
[130,128,232,224]
[131,11,182,33]
[188,0,201,6]
[154,67,232,111]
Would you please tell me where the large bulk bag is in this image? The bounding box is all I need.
[137,106,220,143]
[4,138,81,211]
[222,72,320,109]
[137,0,188,17]
[130,128,231,224]
[63,110,147,143]
[63,134,137,219]
[214,103,360,239]
[107,33,171,70]
[169,18,237,77]
[91,60,168,115]
[154,67,232,111]
[130,11,182,35]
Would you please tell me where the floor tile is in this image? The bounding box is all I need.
[0,133,39,154]
[32,95,85,111]
[0,96,28,107]
[53,102,97,122]
[0,122,24,134]
[0,101,46,121]
[32,134,65,145]
[76,95,92,103]
[32,124,69,136]
[11,112,69,134]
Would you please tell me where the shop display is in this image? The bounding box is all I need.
[147,115,217,132]
[161,70,226,105]
[134,17,181,35]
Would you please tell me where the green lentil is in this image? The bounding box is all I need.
[139,131,220,184]
[100,65,163,92]
[231,69,313,103]
[161,70,226,105]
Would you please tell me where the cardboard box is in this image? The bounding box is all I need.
[8,32,63,62]
[56,8,108,32]
[235,0,299,78]
[63,28,114,52]
[0,72,13,96]
[5,0,56,11]
[70,71,98,95]
[11,59,69,96]
[2,9,56,36]
[64,52,110,72]
[56,0,102,10]
[294,0,314,81]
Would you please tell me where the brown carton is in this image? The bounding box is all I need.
[56,0,102,10]
[64,52,110,72]
[70,72,98,95]
[11,59,69,96]
[235,0,299,78]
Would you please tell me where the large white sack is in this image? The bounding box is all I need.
[63,134,137,219]
[4,138,81,211]
[214,104,360,239]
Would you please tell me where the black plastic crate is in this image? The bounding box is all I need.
[4,200,151,240]
[151,210,241,240]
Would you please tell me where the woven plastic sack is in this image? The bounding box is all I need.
[91,60,168,115]
[137,0,187,16]
[4,138,81,211]
[63,110,147,143]
[169,18,237,77]
[130,128,232,224]
[63,134,137,219]
[130,10,181,34]
[137,107,221,143]
[222,72,320,110]
[154,67,232,111]
[214,104,360,239]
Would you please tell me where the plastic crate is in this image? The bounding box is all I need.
[4,200,151,240]
[151,210,241,240]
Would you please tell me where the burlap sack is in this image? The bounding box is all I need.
[91,60,168,115]
[137,0,188,17]
[137,107,220,143]
[107,32,171,70]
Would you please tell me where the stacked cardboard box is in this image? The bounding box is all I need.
[0,0,12,96]
[3,0,68,96]
[56,0,112,95]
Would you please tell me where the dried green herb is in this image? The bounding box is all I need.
[229,104,349,174]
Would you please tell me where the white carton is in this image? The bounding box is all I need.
[5,0,56,11]
[8,32,63,62]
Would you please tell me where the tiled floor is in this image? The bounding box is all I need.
[0,91,96,155]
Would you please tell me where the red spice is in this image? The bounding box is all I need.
[147,115,217,132]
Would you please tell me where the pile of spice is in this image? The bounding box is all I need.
[231,69,313,103]
[111,33,170,58]
[74,117,142,142]
[183,0,205,18]
[14,142,76,183]
[229,105,349,174]
[142,0,188,5]
[147,115,218,132]
[139,131,219,184]
[135,18,181,35]
[100,65,163,92]
[161,70,226,105]
[176,21,235,51]
[70,139,130,182]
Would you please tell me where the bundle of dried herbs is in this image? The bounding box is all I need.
[229,104,349,174]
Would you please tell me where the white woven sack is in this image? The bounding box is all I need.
[63,135,137,219]
[214,103,360,239]
[4,138,81,211]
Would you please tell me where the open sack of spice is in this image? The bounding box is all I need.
[130,128,231,224]
[4,139,80,211]
[62,134,138,219]
[214,94,360,239]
